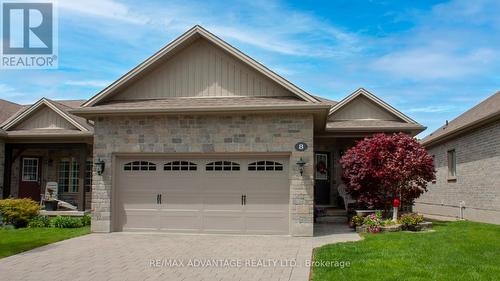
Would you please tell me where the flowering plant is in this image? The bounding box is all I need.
[363,212,382,233]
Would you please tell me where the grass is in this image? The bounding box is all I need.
[312,221,500,281]
[0,226,90,259]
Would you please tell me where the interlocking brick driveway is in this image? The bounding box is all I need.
[0,224,360,281]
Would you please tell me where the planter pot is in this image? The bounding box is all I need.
[406,221,433,231]
[381,224,402,232]
[355,225,368,233]
[44,200,58,211]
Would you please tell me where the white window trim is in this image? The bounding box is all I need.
[58,158,80,193]
[22,158,39,182]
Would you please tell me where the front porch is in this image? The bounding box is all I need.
[3,143,93,211]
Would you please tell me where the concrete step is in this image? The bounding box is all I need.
[316,216,348,223]
[324,208,347,216]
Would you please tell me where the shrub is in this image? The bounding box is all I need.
[28,215,51,228]
[81,214,91,226]
[363,213,382,233]
[383,219,396,226]
[340,133,436,212]
[52,216,83,228]
[399,213,424,230]
[351,215,364,227]
[0,198,39,228]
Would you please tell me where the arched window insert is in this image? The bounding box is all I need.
[164,161,197,171]
[206,161,240,171]
[123,161,156,171]
[248,161,284,171]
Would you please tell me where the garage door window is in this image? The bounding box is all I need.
[123,161,156,171]
[164,161,197,171]
[248,161,284,171]
[206,161,240,171]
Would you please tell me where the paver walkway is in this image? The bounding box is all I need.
[0,224,360,281]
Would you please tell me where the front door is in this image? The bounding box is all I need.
[19,157,42,202]
[314,152,330,205]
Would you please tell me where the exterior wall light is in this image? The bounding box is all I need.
[95,158,105,175]
[296,157,306,176]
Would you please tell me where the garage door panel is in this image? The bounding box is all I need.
[116,156,290,235]
[245,215,289,234]
[202,194,242,211]
[159,211,201,232]
[202,213,245,233]
[119,210,159,232]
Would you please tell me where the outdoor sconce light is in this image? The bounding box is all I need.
[296,157,306,176]
[95,158,105,175]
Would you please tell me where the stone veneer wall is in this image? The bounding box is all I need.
[0,138,4,199]
[415,121,500,224]
[92,113,315,236]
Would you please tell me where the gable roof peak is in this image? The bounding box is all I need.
[82,25,319,107]
[2,97,89,132]
[329,87,420,125]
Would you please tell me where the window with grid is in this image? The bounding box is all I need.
[85,161,92,192]
[22,158,39,182]
[248,161,284,171]
[58,159,79,193]
[206,161,240,171]
[123,161,157,171]
[164,161,197,171]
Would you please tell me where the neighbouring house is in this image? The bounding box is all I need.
[0,98,93,210]
[415,92,500,224]
[0,25,425,236]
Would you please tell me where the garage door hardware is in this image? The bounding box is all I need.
[241,194,247,205]
[156,194,162,204]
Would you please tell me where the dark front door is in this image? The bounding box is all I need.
[314,152,330,205]
[19,157,42,202]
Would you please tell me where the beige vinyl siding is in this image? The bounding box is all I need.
[111,38,294,100]
[12,105,78,130]
[329,95,401,121]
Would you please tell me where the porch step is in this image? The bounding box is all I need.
[325,208,347,216]
[316,216,348,223]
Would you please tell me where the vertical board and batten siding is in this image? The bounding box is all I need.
[111,38,295,100]
[12,106,77,130]
[329,95,401,121]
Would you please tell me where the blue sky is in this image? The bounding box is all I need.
[1,0,499,137]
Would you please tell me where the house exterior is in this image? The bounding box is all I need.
[0,25,425,236]
[415,92,500,224]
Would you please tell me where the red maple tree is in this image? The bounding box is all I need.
[340,133,435,212]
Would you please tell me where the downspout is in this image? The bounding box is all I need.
[459,201,465,220]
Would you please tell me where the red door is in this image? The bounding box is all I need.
[18,157,42,202]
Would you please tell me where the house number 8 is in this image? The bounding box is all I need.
[295,142,308,151]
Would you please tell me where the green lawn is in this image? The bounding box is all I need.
[312,221,500,281]
[0,226,90,258]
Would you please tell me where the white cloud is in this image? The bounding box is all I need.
[64,80,111,87]
[59,0,149,24]
[372,48,496,80]
[0,84,23,98]
[406,105,457,113]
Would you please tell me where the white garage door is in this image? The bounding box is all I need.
[115,156,290,234]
